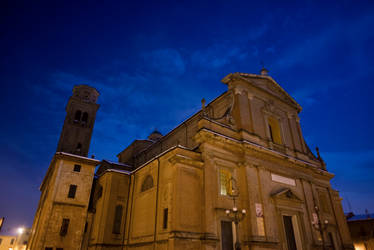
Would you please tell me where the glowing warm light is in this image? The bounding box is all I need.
[17,227,24,234]
[354,243,367,250]
[242,209,246,214]
[233,207,237,212]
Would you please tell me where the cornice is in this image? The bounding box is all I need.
[55,152,100,166]
[168,153,204,169]
[195,128,333,179]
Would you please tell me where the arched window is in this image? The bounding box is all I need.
[74,110,82,122]
[82,112,88,124]
[112,205,123,234]
[141,175,154,192]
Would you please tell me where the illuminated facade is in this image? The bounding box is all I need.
[28,70,354,249]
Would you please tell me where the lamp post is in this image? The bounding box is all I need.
[14,227,25,250]
[225,178,246,250]
[312,206,329,250]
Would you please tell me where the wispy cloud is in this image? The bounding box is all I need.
[275,12,374,71]
[33,49,209,160]
[141,48,186,76]
[275,12,374,107]
[190,45,245,69]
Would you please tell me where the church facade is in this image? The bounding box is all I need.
[28,71,354,250]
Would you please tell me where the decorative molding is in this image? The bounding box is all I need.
[204,90,236,129]
[271,188,303,203]
[168,154,203,169]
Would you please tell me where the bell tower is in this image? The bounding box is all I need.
[56,85,99,157]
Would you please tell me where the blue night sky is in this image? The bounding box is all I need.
[1,0,373,234]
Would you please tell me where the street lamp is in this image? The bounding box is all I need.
[17,227,24,235]
[312,206,329,250]
[225,178,246,250]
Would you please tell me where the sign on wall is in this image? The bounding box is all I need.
[271,173,296,186]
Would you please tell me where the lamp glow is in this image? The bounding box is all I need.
[17,227,24,234]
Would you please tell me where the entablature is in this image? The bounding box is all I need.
[195,126,333,181]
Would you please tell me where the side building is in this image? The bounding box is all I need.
[28,70,354,250]
[346,212,374,250]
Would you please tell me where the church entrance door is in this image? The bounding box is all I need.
[283,215,297,250]
[221,221,233,250]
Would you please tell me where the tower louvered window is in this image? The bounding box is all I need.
[74,110,82,123]
[82,112,88,124]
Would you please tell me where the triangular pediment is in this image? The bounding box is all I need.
[222,72,302,112]
[271,188,303,203]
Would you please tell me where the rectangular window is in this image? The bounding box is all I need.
[10,238,14,244]
[57,248,64,250]
[0,238,2,245]
[60,218,70,236]
[112,205,123,234]
[163,208,168,229]
[220,168,232,196]
[45,248,53,250]
[68,185,77,198]
[268,117,282,144]
[73,164,81,172]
